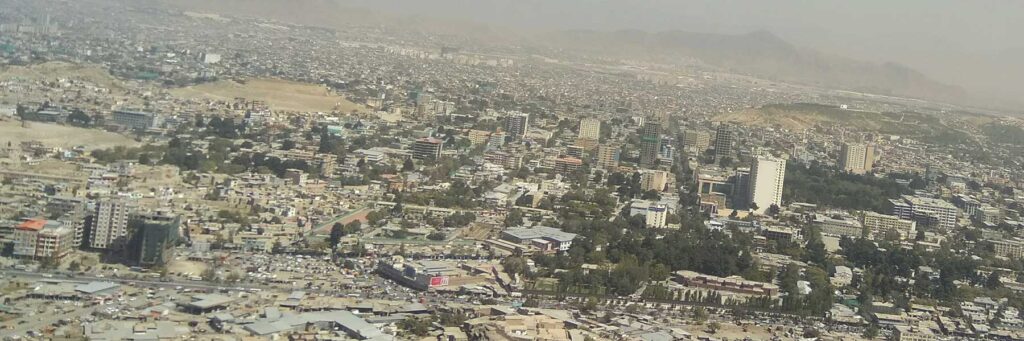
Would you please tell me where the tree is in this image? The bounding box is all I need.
[986,271,1003,289]
[402,158,415,172]
[707,321,721,334]
[505,209,524,227]
[345,220,362,233]
[804,228,828,267]
[692,307,708,324]
[427,232,446,241]
[862,323,880,339]
[329,223,345,254]
[399,316,432,336]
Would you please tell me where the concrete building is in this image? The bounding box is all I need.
[565,145,584,159]
[553,157,583,176]
[673,270,779,297]
[748,157,786,214]
[893,324,938,341]
[501,226,577,252]
[504,112,529,140]
[89,198,132,249]
[13,218,75,261]
[578,117,601,141]
[639,121,661,169]
[112,110,160,130]
[46,196,87,246]
[890,195,958,230]
[993,239,1024,259]
[839,142,875,174]
[683,129,711,153]
[125,211,180,267]
[645,204,668,228]
[595,144,620,170]
[862,212,917,240]
[283,169,306,186]
[411,137,443,160]
[714,124,734,161]
[952,194,982,217]
[641,170,669,192]
[814,215,863,238]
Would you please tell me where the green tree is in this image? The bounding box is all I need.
[505,209,524,227]
[329,223,345,254]
[804,227,828,267]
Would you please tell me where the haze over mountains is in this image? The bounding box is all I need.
[163,0,1023,111]
[539,29,966,104]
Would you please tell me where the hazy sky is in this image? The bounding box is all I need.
[345,0,1024,106]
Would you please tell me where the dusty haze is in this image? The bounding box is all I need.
[169,0,1024,111]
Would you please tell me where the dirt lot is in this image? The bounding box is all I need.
[166,259,210,276]
[0,120,140,151]
[170,78,364,113]
[0,61,125,92]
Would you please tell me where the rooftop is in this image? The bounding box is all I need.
[503,226,577,242]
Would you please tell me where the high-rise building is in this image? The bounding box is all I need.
[641,170,669,192]
[839,142,875,174]
[126,211,181,267]
[566,145,584,159]
[714,124,734,161]
[578,117,601,141]
[595,144,620,170]
[683,130,711,153]
[748,157,786,214]
[411,137,444,160]
[89,198,132,249]
[639,121,661,169]
[504,112,530,140]
[487,131,506,150]
[731,168,751,210]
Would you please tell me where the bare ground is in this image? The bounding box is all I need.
[169,78,365,113]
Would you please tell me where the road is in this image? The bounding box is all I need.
[0,270,259,292]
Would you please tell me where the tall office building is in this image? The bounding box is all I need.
[504,112,530,140]
[411,137,444,160]
[839,142,875,174]
[126,211,181,267]
[595,144,620,170]
[578,117,601,141]
[639,121,661,169]
[731,168,751,210]
[641,170,669,192]
[683,129,711,153]
[89,198,132,249]
[714,124,734,161]
[748,157,786,214]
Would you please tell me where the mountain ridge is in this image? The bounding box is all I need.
[537,29,968,104]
